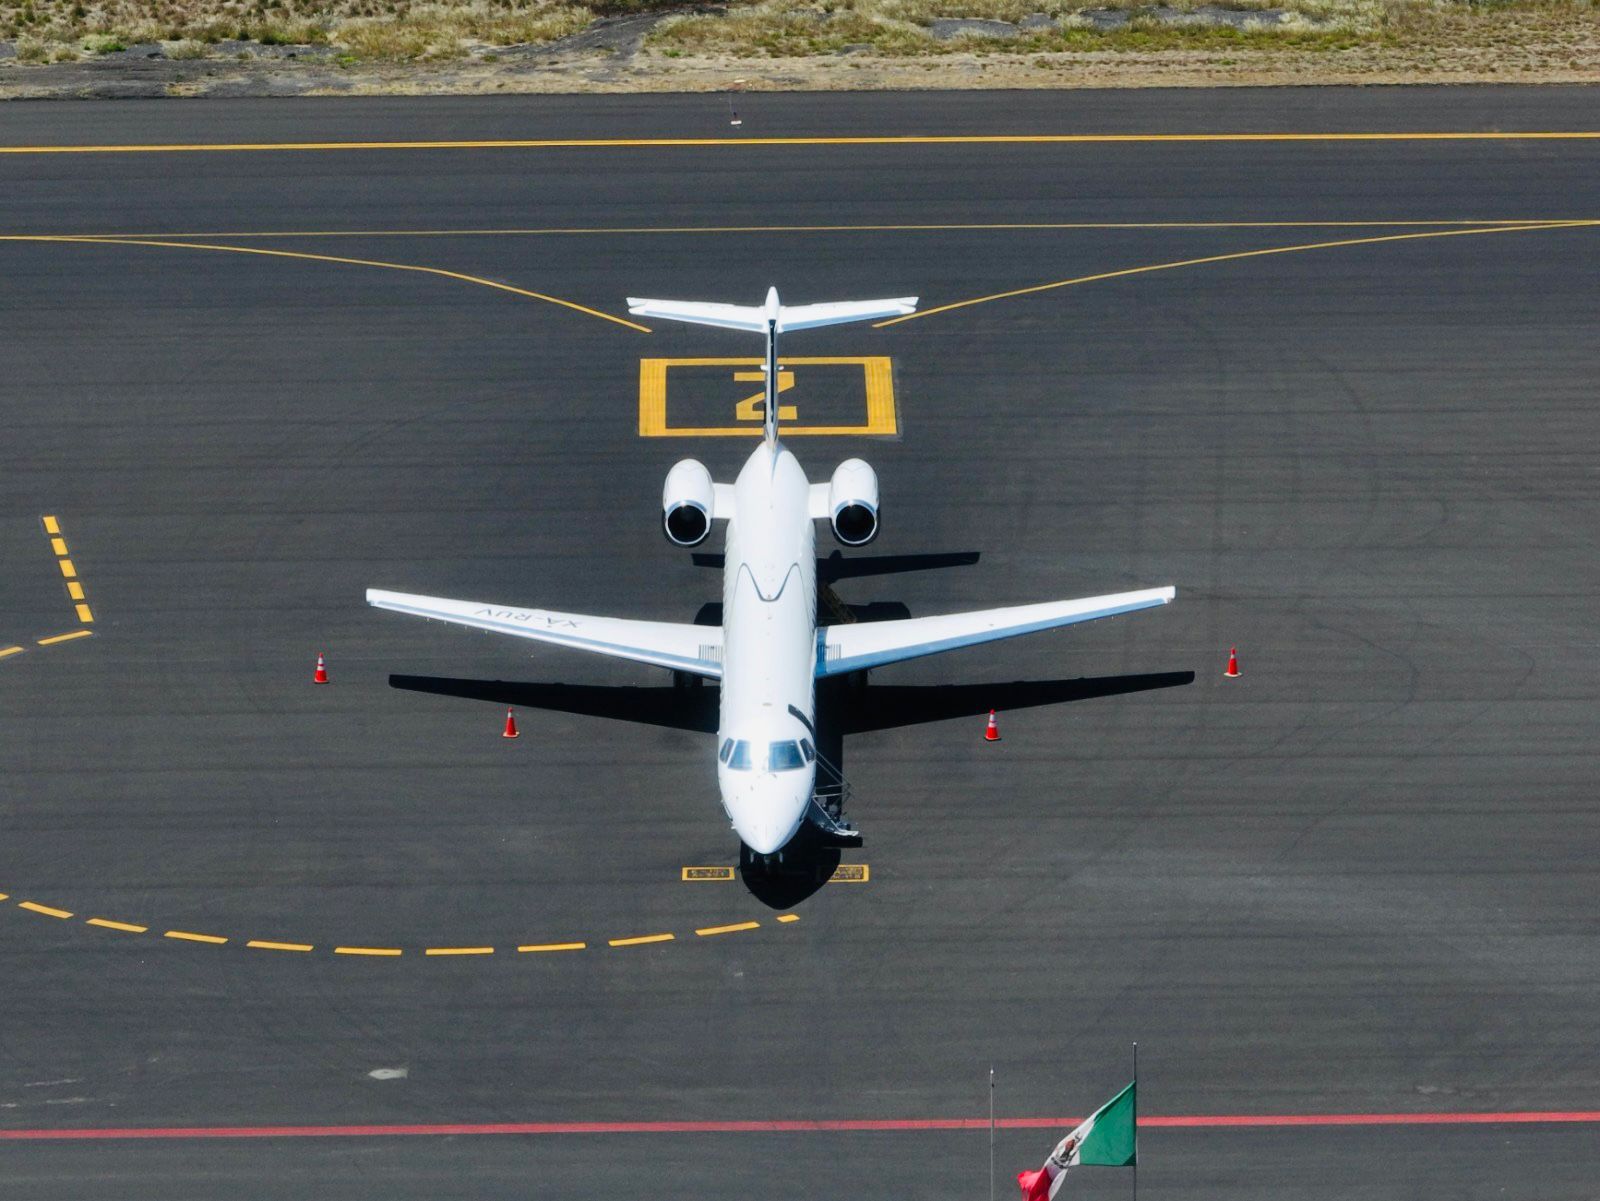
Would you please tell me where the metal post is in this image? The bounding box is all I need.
[989,1066,995,1201]
[1132,1043,1139,1201]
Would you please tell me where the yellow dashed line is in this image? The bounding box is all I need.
[609,933,675,948]
[66,582,85,600]
[41,515,60,535]
[49,537,68,556]
[424,946,495,956]
[57,558,76,579]
[247,940,313,952]
[777,914,800,924]
[334,946,403,957]
[74,604,94,624]
[0,647,23,659]
[87,918,147,933]
[695,921,760,937]
[165,929,227,944]
[37,630,91,646]
[518,942,587,953]
[0,892,9,901]
[19,901,73,919]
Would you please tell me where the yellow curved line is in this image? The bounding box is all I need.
[877,220,1600,327]
[15,235,651,334]
[0,132,1598,155]
[8,220,1579,240]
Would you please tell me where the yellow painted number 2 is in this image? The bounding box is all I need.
[733,370,798,423]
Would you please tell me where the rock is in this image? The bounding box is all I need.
[928,17,1021,39]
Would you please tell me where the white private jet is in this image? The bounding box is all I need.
[368,289,1175,858]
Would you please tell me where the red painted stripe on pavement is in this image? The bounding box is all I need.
[1,1112,1597,1141]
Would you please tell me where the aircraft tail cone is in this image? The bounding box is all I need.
[984,709,1001,742]
[313,652,328,685]
[1224,646,1240,678]
[502,707,520,739]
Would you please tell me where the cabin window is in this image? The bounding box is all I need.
[726,740,753,771]
[767,741,806,772]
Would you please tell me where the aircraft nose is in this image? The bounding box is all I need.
[732,785,810,855]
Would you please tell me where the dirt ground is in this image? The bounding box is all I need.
[1,7,1596,99]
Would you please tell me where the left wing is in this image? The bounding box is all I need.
[367,589,723,679]
[816,587,1174,677]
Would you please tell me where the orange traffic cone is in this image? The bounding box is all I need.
[984,709,1001,742]
[502,707,520,739]
[313,651,328,685]
[1224,647,1240,678]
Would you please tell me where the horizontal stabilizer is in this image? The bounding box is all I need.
[627,289,917,333]
[367,589,723,679]
[817,586,1175,677]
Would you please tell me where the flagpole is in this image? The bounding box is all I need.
[1132,1042,1139,1201]
[989,1066,995,1201]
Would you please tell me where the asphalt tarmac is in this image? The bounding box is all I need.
[0,89,1597,1199]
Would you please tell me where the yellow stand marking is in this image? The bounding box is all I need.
[733,370,797,422]
[695,921,760,937]
[49,537,68,556]
[827,864,871,883]
[640,357,896,438]
[424,946,495,956]
[0,647,24,660]
[519,942,587,953]
[609,933,675,947]
[67,582,85,600]
[57,559,76,579]
[19,901,72,918]
[41,515,60,535]
[74,604,94,624]
[776,914,801,924]
[335,946,403,957]
[682,866,735,882]
[247,940,313,952]
[165,930,227,944]
[88,918,148,933]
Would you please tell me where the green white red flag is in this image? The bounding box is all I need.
[1016,1081,1137,1200]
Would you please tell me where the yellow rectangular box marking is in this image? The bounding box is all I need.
[49,537,68,557]
[335,946,403,956]
[74,604,94,624]
[519,942,587,953]
[165,930,227,944]
[827,864,871,883]
[67,582,85,600]
[248,940,313,952]
[425,946,495,956]
[640,356,897,438]
[37,630,92,646]
[19,901,72,919]
[682,866,735,881]
[609,932,675,947]
[88,918,147,933]
[695,921,760,937]
[57,559,76,579]
[41,515,60,535]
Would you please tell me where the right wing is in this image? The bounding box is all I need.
[816,586,1174,677]
[367,589,723,679]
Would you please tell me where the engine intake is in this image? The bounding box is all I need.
[662,458,714,547]
[828,458,879,547]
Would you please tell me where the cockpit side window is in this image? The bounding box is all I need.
[727,740,753,770]
[767,741,806,772]
[799,739,816,764]
[719,739,734,764]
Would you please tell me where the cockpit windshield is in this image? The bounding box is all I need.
[720,739,810,772]
[767,741,806,772]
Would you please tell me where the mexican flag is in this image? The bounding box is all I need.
[1016,1081,1137,1201]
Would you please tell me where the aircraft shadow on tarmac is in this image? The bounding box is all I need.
[393,545,1190,907]
[387,668,1194,909]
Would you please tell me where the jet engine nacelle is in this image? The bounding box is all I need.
[828,458,879,546]
[662,458,715,547]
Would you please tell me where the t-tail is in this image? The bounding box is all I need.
[627,288,917,443]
